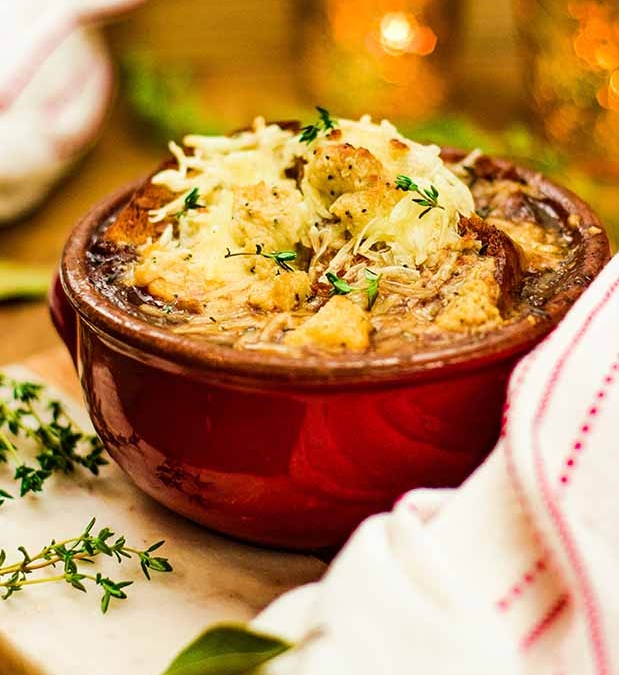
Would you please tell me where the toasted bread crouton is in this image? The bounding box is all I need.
[104,161,177,246]
[304,144,384,207]
[459,214,524,313]
[248,271,311,312]
[133,247,210,311]
[435,263,501,331]
[330,185,402,232]
[231,181,306,253]
[284,295,371,350]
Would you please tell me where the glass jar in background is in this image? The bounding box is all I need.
[297,0,462,123]
[513,0,619,181]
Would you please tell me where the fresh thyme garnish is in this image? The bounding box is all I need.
[325,269,382,310]
[299,106,337,144]
[395,174,444,218]
[224,244,297,272]
[176,187,203,217]
[0,518,172,612]
[325,272,355,295]
[0,375,107,503]
[364,268,382,310]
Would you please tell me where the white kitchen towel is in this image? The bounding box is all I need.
[254,252,619,675]
[0,0,146,222]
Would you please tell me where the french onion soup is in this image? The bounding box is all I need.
[87,113,596,356]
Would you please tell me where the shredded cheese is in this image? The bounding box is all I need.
[118,114,518,352]
[141,115,474,281]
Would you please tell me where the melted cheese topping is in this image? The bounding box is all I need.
[136,115,474,286]
[119,115,519,353]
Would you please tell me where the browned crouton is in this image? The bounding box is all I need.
[459,214,524,313]
[104,160,176,246]
[304,144,384,207]
[248,271,311,312]
[231,182,305,253]
[284,295,371,350]
[435,271,501,331]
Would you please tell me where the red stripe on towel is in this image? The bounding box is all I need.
[519,593,570,650]
[531,277,619,673]
[498,356,619,610]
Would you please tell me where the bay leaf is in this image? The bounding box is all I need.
[161,623,292,675]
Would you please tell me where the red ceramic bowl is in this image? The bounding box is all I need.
[50,156,610,550]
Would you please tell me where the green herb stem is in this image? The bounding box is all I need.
[0,429,20,464]
[225,244,297,272]
[0,519,172,612]
[299,106,338,144]
[0,374,107,503]
[0,261,50,303]
[176,187,203,217]
[325,269,382,310]
[395,174,444,218]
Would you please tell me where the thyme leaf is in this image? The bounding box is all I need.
[0,518,172,612]
[224,244,297,272]
[395,174,444,218]
[0,375,107,503]
[299,106,338,144]
[317,106,336,131]
[364,268,382,310]
[176,187,203,217]
[325,272,355,295]
[326,269,382,310]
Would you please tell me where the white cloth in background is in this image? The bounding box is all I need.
[0,0,146,223]
[255,253,619,675]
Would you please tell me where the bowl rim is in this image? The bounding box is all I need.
[59,151,611,390]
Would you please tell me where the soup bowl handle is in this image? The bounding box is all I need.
[49,270,78,368]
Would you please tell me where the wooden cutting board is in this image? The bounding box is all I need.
[0,347,325,675]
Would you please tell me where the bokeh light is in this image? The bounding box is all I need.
[516,0,619,179]
[302,0,452,121]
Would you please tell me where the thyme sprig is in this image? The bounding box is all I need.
[395,174,444,218]
[176,187,203,217]
[225,244,297,272]
[325,272,355,295]
[364,268,381,310]
[299,106,337,144]
[0,375,107,504]
[0,518,172,613]
[326,268,382,310]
